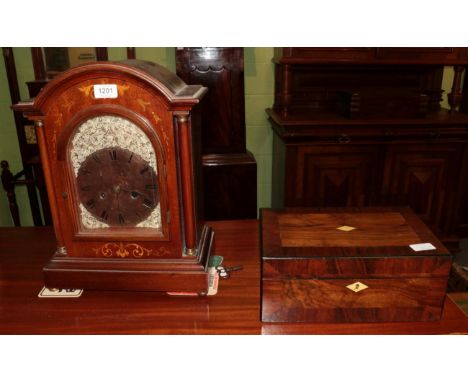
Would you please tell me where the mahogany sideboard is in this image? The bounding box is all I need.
[1,220,467,334]
[269,48,468,250]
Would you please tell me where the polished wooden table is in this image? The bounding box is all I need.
[1,221,467,334]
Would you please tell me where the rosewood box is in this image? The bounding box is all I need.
[260,207,452,323]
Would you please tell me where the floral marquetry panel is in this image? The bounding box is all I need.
[92,242,171,258]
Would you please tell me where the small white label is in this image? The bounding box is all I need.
[207,267,220,296]
[409,243,436,252]
[38,287,83,298]
[93,84,118,99]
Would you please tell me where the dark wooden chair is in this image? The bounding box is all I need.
[1,160,26,226]
[1,159,51,226]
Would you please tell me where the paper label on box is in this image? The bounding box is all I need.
[207,267,220,296]
[93,84,118,99]
[409,242,436,252]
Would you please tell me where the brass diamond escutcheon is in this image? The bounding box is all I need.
[346,281,368,293]
[336,225,356,232]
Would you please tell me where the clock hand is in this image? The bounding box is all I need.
[120,188,141,199]
[116,188,122,213]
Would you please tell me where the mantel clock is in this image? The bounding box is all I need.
[14,60,214,294]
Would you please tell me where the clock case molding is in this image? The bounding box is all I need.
[14,60,214,294]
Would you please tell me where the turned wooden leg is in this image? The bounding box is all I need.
[1,160,21,226]
[447,65,465,112]
[281,64,292,117]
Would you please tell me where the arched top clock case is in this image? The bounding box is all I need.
[14,60,214,294]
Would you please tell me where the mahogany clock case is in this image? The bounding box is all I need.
[14,60,214,294]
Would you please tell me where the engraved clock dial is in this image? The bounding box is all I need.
[70,114,161,229]
[76,147,158,226]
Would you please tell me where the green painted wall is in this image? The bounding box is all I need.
[0,48,459,226]
[107,47,127,61]
[244,48,275,209]
[0,48,35,226]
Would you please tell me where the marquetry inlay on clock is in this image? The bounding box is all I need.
[14,60,214,294]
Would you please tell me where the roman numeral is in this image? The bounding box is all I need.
[86,199,95,208]
[143,198,154,208]
[140,166,149,175]
[92,153,101,163]
[100,210,109,221]
[118,213,125,225]
[109,149,117,161]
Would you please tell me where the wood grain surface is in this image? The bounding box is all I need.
[261,207,453,323]
[278,212,420,247]
[262,278,447,323]
[262,207,449,258]
[1,221,467,334]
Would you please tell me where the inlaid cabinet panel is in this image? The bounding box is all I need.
[284,144,383,208]
[382,143,465,234]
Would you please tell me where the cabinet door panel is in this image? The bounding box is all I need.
[286,145,383,207]
[383,144,463,234]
